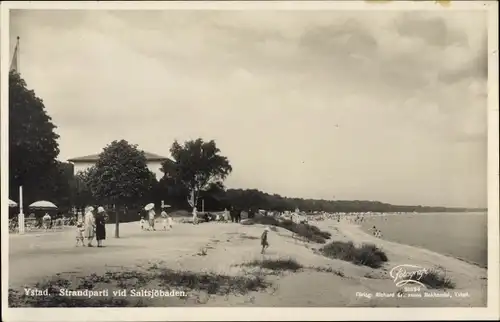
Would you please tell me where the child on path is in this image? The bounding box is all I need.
[160,208,173,230]
[75,221,85,246]
[140,217,146,230]
[261,227,270,254]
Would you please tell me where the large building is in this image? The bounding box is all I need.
[68,151,171,179]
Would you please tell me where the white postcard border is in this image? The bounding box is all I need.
[1,1,498,321]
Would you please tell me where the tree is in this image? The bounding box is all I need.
[161,138,232,211]
[85,140,157,237]
[9,71,60,206]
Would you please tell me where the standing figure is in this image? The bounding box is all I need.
[75,220,85,247]
[160,207,170,230]
[223,208,230,222]
[261,227,270,254]
[192,207,198,225]
[148,208,156,231]
[167,213,173,229]
[42,213,51,232]
[230,207,236,223]
[84,206,96,247]
[140,216,146,230]
[95,207,107,247]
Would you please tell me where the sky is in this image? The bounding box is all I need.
[9,9,488,208]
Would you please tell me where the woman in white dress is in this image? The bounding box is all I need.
[83,206,96,247]
[192,207,198,225]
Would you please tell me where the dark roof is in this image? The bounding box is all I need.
[68,151,170,163]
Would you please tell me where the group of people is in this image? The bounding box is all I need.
[75,206,107,247]
[139,206,173,231]
[370,225,383,238]
[190,207,243,225]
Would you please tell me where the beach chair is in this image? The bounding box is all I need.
[9,219,18,233]
[52,218,63,231]
[24,218,37,232]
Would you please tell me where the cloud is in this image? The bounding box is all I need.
[395,12,469,47]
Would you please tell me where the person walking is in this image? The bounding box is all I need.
[95,207,107,247]
[160,207,171,230]
[83,206,96,247]
[261,227,270,254]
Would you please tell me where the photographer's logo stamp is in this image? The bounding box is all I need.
[390,264,429,287]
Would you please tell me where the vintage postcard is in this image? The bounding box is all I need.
[1,1,498,321]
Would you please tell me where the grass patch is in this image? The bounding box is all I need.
[239,234,259,240]
[309,266,345,277]
[9,266,270,307]
[248,216,331,244]
[320,241,389,269]
[420,269,456,289]
[156,268,269,295]
[243,258,304,272]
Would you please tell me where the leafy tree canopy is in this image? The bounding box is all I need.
[9,71,60,204]
[161,138,232,206]
[85,140,157,207]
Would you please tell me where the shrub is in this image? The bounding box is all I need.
[320,241,388,269]
[250,217,331,244]
[308,266,345,277]
[156,268,269,295]
[420,269,455,289]
[243,258,304,272]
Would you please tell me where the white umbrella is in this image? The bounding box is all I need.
[9,199,17,207]
[162,204,172,208]
[144,203,155,211]
[29,200,58,209]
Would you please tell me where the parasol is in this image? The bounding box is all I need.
[9,199,18,207]
[29,200,58,210]
[162,204,172,208]
[144,203,155,211]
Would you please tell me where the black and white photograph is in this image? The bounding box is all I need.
[1,1,498,321]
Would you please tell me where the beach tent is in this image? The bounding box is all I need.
[29,200,58,210]
[9,199,17,207]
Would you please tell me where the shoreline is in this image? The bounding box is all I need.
[353,222,486,269]
[351,213,487,268]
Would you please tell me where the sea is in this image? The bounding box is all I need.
[359,212,488,268]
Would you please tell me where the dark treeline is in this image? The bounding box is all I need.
[146,183,485,214]
[11,167,485,218]
[212,188,486,214]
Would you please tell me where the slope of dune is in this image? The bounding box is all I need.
[8,218,487,307]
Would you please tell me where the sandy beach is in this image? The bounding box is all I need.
[8,218,487,307]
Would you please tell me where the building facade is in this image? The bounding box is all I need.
[68,151,170,179]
